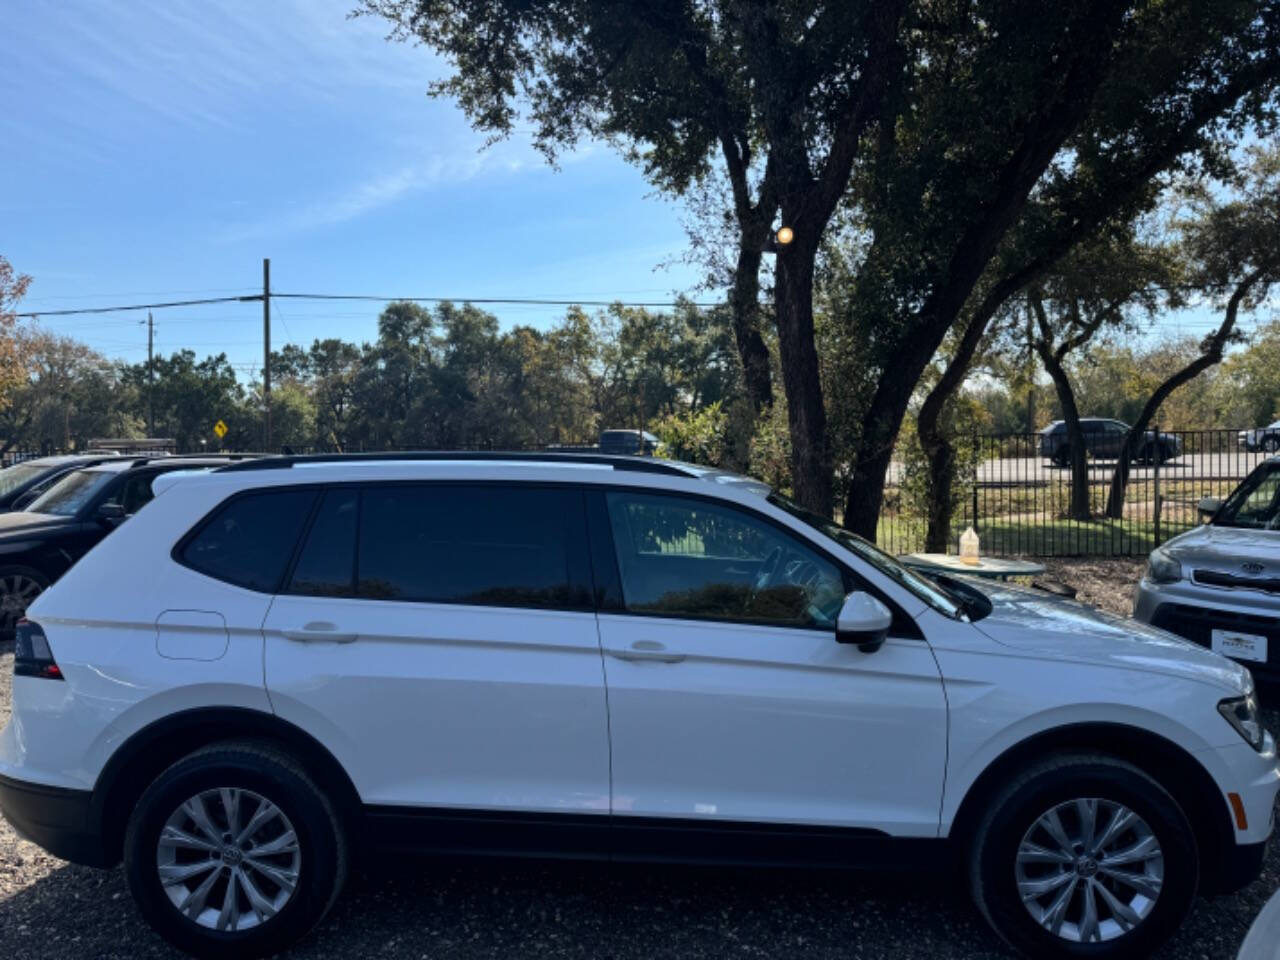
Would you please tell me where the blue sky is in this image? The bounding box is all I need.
[2,0,705,376]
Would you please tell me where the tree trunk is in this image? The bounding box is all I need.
[842,371,919,539]
[1038,348,1091,521]
[729,236,774,417]
[1104,268,1262,517]
[917,300,1005,551]
[774,235,832,515]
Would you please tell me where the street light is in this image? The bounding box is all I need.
[775,225,794,246]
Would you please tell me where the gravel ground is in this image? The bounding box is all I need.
[1,558,1277,959]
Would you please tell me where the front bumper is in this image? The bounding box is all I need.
[0,772,110,867]
[1134,579,1280,677]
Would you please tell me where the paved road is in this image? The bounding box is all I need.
[887,449,1269,487]
[2,645,1277,960]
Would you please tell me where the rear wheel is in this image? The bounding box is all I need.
[124,741,347,959]
[1052,447,1072,468]
[969,753,1197,959]
[1264,436,1280,454]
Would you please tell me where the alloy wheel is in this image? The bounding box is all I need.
[0,574,44,631]
[1015,797,1163,944]
[156,787,301,932]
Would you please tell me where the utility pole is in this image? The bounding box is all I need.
[146,311,155,437]
[263,257,272,450]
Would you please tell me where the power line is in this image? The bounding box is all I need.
[12,291,717,320]
[14,295,260,318]
[273,292,715,308]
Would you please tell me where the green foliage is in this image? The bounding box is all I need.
[652,401,728,466]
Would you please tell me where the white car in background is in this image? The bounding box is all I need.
[1135,457,1280,678]
[1,453,1276,959]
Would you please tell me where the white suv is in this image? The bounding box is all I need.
[0,454,1275,959]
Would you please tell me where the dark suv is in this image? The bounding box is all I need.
[1038,418,1182,467]
[0,457,243,632]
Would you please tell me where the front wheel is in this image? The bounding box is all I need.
[969,753,1197,959]
[1264,436,1280,454]
[124,741,347,959]
[0,565,49,636]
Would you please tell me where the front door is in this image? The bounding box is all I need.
[592,490,948,849]
[262,483,612,842]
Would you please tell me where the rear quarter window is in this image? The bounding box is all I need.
[179,488,317,591]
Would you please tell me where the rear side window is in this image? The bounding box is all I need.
[288,489,358,596]
[353,484,591,610]
[181,489,317,591]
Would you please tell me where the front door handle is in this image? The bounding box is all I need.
[281,622,358,644]
[608,640,686,663]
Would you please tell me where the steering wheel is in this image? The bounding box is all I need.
[747,546,784,609]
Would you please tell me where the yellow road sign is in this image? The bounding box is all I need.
[213,420,228,439]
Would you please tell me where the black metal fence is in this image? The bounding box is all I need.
[877,427,1264,558]
[3,427,1266,559]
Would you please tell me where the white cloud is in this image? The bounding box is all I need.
[214,148,514,242]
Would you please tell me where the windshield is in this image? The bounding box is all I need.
[0,463,47,497]
[27,469,116,517]
[1215,464,1280,530]
[767,493,964,618]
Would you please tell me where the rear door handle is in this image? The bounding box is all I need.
[281,621,358,644]
[608,640,686,663]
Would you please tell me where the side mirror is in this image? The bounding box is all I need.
[1197,496,1222,521]
[836,591,893,654]
[96,502,126,525]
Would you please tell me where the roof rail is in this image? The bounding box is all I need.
[214,451,696,477]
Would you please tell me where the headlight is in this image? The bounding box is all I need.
[1146,548,1182,584]
[1219,693,1266,751]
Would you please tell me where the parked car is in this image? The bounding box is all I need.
[0,454,121,512]
[598,428,661,456]
[1038,418,1182,467]
[1238,420,1280,453]
[0,456,244,633]
[1,452,1273,959]
[1134,456,1280,677]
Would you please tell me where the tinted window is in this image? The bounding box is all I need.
[605,492,845,627]
[182,489,317,591]
[1217,465,1280,530]
[356,485,590,609]
[288,489,358,596]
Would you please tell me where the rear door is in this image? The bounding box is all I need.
[262,482,612,837]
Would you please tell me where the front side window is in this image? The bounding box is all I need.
[1216,465,1280,530]
[767,493,963,618]
[605,492,846,628]
[353,484,591,609]
[28,469,117,516]
[181,489,318,591]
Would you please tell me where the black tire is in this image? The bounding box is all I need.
[124,740,348,959]
[0,564,49,636]
[1264,436,1280,454]
[969,753,1197,960]
[1052,447,1072,468]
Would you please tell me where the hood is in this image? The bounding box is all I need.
[0,510,76,536]
[1160,523,1278,575]
[971,580,1250,693]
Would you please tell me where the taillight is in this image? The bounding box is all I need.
[14,619,62,680]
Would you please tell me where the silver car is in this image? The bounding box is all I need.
[1239,419,1280,453]
[1134,456,1280,676]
